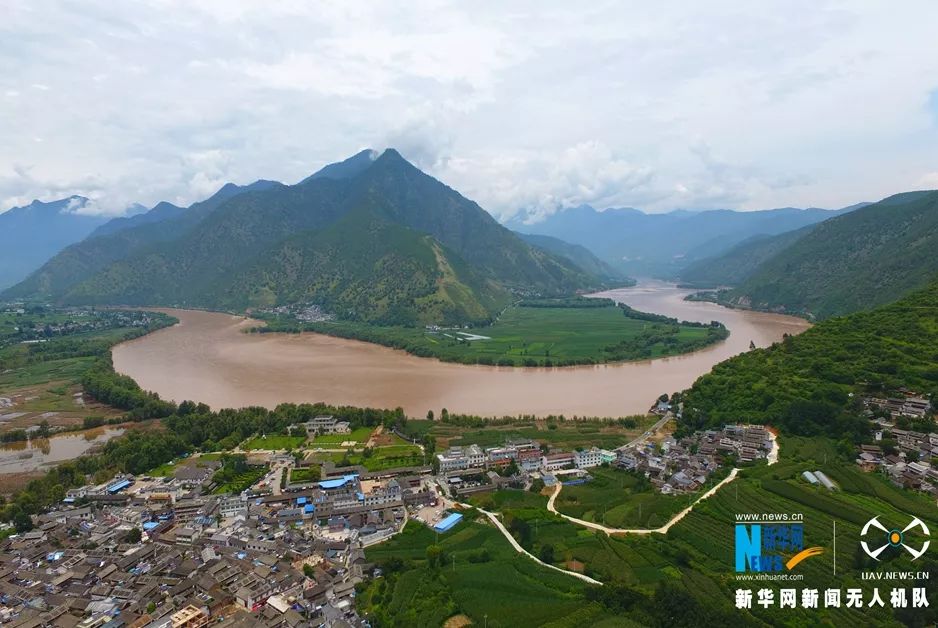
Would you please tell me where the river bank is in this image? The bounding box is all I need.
[112,281,810,418]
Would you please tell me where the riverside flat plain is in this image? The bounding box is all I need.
[111,281,810,418]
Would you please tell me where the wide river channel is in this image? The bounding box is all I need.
[111,281,810,418]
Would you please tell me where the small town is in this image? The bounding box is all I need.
[855,394,938,496]
[0,416,777,628]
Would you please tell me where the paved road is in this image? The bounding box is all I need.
[618,412,673,451]
[548,430,780,536]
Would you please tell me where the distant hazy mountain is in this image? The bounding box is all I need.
[505,203,861,277]
[0,197,110,291]
[721,191,938,319]
[6,150,600,325]
[6,179,280,300]
[678,226,816,288]
[514,232,630,282]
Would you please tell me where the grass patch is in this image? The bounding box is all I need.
[290,466,321,483]
[241,434,307,450]
[313,426,373,444]
[212,466,267,494]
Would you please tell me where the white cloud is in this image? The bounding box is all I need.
[2,0,938,217]
[918,172,938,189]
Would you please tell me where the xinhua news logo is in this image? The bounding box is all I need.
[735,520,823,573]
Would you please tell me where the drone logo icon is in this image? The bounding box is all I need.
[860,515,930,561]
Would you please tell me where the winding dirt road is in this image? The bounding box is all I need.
[546,430,779,535]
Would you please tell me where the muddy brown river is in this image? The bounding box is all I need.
[111,281,810,418]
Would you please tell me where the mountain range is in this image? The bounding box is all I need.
[4,150,602,325]
[710,190,938,319]
[0,197,112,290]
[513,232,627,282]
[505,203,864,277]
[678,226,816,288]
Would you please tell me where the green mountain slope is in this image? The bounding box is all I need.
[679,277,938,439]
[4,180,280,300]
[678,226,813,287]
[224,206,506,324]
[7,150,597,325]
[514,232,630,282]
[722,191,938,318]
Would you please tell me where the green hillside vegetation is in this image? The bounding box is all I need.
[679,277,938,440]
[721,190,938,318]
[6,150,600,326]
[514,232,632,283]
[231,207,506,325]
[5,181,276,300]
[256,297,729,366]
[552,465,731,529]
[678,226,813,288]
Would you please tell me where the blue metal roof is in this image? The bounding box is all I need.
[319,474,358,489]
[107,479,132,493]
[143,522,159,531]
[304,504,315,514]
[296,497,307,505]
[433,512,463,533]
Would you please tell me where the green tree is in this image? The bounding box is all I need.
[426,544,443,568]
[124,527,142,543]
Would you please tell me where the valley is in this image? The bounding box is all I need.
[110,281,809,418]
[255,296,727,367]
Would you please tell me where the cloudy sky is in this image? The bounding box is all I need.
[2,1,938,220]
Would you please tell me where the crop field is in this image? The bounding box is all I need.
[301,300,725,366]
[0,320,166,433]
[430,417,654,451]
[310,443,425,471]
[240,434,307,450]
[369,437,938,626]
[360,519,626,627]
[553,465,731,529]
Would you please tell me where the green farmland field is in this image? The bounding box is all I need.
[310,443,425,471]
[262,299,728,367]
[429,417,655,451]
[360,519,624,628]
[360,437,938,627]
